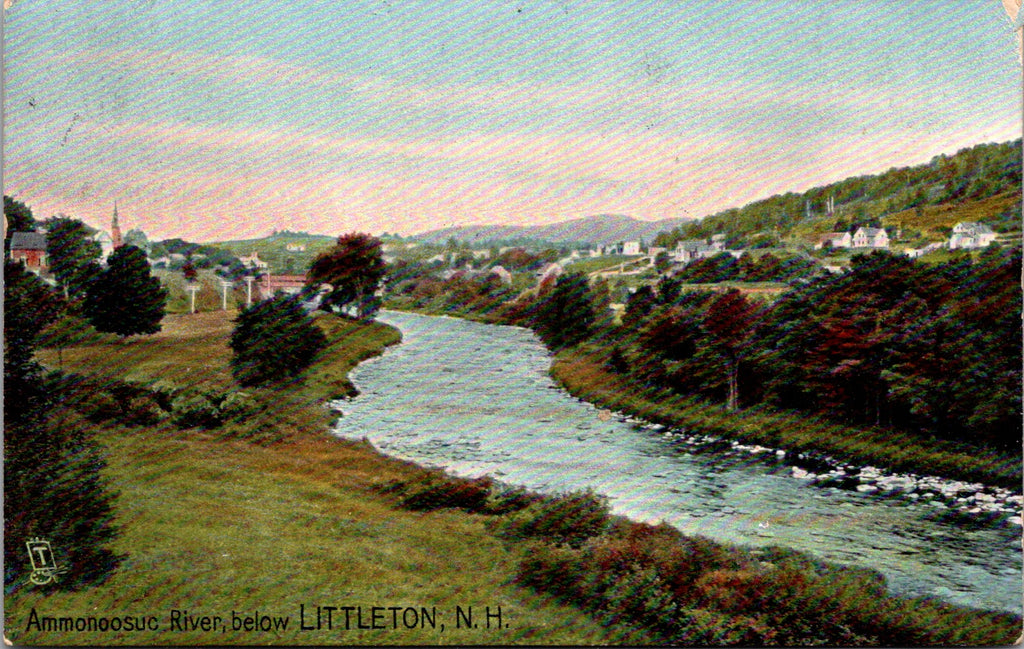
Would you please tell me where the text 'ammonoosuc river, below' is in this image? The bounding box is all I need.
[332,311,1022,614]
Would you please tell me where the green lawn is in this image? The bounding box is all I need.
[7,311,620,645]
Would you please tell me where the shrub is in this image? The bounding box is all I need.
[170,391,222,428]
[122,394,167,426]
[230,295,327,386]
[218,391,258,422]
[497,489,610,548]
[384,473,494,512]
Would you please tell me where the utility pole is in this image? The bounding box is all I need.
[220,280,232,310]
[186,283,200,314]
[244,275,254,307]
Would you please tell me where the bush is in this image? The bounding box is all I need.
[218,391,258,422]
[122,394,167,426]
[383,473,494,512]
[497,489,610,548]
[170,391,222,428]
[230,295,327,386]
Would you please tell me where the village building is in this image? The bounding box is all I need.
[285,243,306,252]
[673,239,714,264]
[852,227,889,249]
[94,230,115,261]
[949,222,997,249]
[9,231,48,273]
[621,240,642,256]
[239,251,269,270]
[813,232,853,249]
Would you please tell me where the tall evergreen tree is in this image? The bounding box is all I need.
[535,271,596,350]
[85,245,167,337]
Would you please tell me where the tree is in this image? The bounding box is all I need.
[702,289,760,411]
[534,271,597,350]
[181,260,198,282]
[85,245,168,337]
[43,216,102,301]
[4,261,122,590]
[229,294,327,386]
[122,228,151,255]
[307,233,386,320]
[4,195,35,254]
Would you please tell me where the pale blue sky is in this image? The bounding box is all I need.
[3,1,1021,241]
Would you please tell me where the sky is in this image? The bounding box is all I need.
[3,1,1021,242]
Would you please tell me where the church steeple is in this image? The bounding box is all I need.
[111,202,123,249]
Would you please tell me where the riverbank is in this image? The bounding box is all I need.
[7,311,624,645]
[550,344,1021,492]
[13,309,1020,645]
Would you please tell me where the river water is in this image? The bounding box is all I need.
[331,311,1022,614]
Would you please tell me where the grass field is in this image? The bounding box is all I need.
[6,311,622,645]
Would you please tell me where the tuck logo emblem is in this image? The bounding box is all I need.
[26,538,67,585]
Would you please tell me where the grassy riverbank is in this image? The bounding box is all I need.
[551,344,1022,490]
[10,309,1020,645]
[6,311,623,645]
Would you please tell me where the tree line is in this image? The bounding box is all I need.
[454,245,1021,453]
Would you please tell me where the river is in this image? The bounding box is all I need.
[331,310,1022,614]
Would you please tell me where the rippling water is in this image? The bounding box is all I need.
[332,311,1022,614]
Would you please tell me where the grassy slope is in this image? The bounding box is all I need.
[550,345,1021,489]
[6,312,620,645]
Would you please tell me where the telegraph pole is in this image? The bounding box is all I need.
[186,283,200,314]
[220,280,232,310]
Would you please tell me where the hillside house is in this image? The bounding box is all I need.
[239,251,269,270]
[9,232,48,273]
[710,233,727,251]
[949,222,996,249]
[852,227,889,249]
[285,243,306,252]
[673,240,714,264]
[621,241,642,256]
[813,232,853,249]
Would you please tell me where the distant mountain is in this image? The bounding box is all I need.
[414,214,695,247]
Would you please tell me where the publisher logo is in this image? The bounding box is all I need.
[26,538,67,585]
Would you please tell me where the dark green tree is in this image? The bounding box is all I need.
[307,233,387,320]
[4,261,122,590]
[534,271,597,350]
[229,294,327,386]
[43,216,102,301]
[4,195,36,254]
[85,245,167,337]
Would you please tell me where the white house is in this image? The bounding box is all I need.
[621,241,642,256]
[93,231,115,262]
[813,232,853,249]
[673,240,714,264]
[285,243,306,252]
[239,251,269,270]
[852,227,889,249]
[949,222,997,249]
